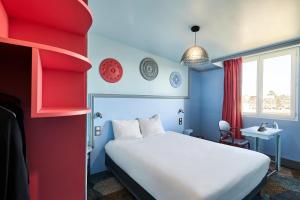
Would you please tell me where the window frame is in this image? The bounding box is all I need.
[242,47,299,121]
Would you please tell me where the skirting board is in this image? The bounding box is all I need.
[269,155,300,170]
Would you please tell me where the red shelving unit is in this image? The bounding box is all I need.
[0,1,93,199]
[0,0,92,118]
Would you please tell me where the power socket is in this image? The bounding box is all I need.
[95,126,102,136]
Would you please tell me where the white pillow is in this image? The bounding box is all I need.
[112,120,143,140]
[138,115,165,137]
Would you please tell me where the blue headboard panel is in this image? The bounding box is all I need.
[89,95,186,174]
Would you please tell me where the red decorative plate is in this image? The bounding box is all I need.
[99,58,123,83]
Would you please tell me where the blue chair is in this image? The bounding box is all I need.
[219,120,250,149]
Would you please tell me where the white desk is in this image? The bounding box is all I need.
[241,126,283,173]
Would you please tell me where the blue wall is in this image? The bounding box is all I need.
[90,97,186,174]
[191,68,300,162]
[197,69,224,142]
[184,70,203,134]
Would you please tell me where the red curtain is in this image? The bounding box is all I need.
[222,57,243,139]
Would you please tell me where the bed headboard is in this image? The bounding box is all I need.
[88,94,186,173]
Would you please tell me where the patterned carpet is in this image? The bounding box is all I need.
[88,165,300,200]
[259,165,300,200]
[88,172,135,200]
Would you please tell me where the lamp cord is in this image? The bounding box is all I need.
[194,32,197,45]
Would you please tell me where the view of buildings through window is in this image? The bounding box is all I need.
[242,48,297,118]
[262,55,291,115]
[242,60,257,113]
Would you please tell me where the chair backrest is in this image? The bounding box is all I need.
[219,120,231,131]
[218,120,234,144]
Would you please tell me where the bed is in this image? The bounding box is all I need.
[105,132,270,200]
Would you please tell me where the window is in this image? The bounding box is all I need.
[242,48,299,120]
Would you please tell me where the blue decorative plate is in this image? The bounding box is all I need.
[169,71,182,88]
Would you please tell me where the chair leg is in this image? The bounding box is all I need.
[247,142,250,149]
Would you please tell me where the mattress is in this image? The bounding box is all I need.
[105,132,270,200]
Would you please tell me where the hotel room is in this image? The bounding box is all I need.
[0,0,299,200]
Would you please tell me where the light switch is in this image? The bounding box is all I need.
[95,126,102,136]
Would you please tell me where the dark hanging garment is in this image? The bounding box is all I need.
[0,94,27,164]
[0,95,29,200]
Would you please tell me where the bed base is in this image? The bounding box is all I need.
[105,153,267,200]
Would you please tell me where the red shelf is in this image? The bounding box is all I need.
[32,108,91,118]
[40,49,91,72]
[0,37,92,72]
[2,0,92,35]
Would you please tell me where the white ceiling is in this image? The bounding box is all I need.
[90,0,300,62]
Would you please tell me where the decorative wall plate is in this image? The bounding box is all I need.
[139,57,159,81]
[99,58,123,83]
[169,71,182,88]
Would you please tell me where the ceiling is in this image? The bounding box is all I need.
[90,0,300,62]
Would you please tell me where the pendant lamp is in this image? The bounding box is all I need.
[181,25,209,67]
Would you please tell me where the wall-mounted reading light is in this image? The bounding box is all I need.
[178,109,184,114]
[95,112,103,119]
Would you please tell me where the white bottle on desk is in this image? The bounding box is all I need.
[273,121,279,129]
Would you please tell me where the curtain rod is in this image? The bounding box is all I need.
[211,37,300,63]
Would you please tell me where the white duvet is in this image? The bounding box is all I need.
[105,132,270,200]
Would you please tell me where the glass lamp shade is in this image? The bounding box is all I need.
[181,45,209,67]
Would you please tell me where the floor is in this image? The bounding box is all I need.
[88,165,300,200]
[88,172,135,200]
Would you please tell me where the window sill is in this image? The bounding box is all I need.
[242,114,298,122]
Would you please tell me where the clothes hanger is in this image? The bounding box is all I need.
[0,93,21,105]
[0,93,21,118]
[0,105,17,118]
